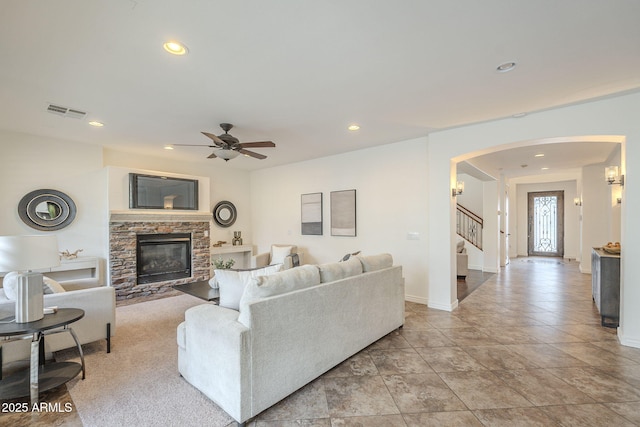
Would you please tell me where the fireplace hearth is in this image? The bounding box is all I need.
[137,233,191,284]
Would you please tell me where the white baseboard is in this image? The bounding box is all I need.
[483,267,499,273]
[405,294,428,305]
[428,300,458,312]
[468,264,483,271]
[618,328,640,349]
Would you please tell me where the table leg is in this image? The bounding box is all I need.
[67,327,85,380]
[30,332,41,406]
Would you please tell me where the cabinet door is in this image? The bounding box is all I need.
[591,251,601,311]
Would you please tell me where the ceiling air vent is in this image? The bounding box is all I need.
[46,103,87,120]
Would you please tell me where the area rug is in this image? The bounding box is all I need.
[56,294,235,427]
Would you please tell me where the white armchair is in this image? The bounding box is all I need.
[456,240,469,279]
[250,244,304,270]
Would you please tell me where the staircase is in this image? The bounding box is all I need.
[456,204,483,250]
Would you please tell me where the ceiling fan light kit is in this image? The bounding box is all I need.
[172,123,275,161]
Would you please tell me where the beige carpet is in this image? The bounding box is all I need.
[56,294,235,427]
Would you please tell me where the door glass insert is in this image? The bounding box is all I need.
[528,190,564,257]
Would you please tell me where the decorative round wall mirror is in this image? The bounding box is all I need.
[18,189,77,231]
[213,201,237,227]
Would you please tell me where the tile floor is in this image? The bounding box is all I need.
[4,257,640,426]
[247,257,640,426]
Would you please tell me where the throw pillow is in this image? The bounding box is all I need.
[270,245,293,265]
[456,240,465,253]
[238,264,320,327]
[2,271,19,300]
[340,251,361,262]
[357,253,393,272]
[216,264,283,310]
[43,276,66,294]
[1,272,66,300]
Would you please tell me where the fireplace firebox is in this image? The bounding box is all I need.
[136,233,191,284]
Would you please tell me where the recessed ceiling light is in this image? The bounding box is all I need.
[512,112,527,118]
[348,124,360,131]
[164,145,174,150]
[535,153,545,157]
[541,167,549,170]
[88,121,104,127]
[496,62,517,73]
[163,41,188,55]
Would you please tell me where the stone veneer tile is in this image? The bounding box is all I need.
[109,220,210,300]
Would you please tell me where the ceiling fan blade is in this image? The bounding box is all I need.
[238,141,276,148]
[172,143,216,148]
[207,152,217,159]
[201,132,225,146]
[238,149,267,160]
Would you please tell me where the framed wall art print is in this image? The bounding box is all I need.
[301,192,323,235]
[330,189,356,237]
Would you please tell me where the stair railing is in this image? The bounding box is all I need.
[456,204,483,250]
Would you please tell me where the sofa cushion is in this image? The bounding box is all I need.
[43,276,66,294]
[318,257,363,283]
[357,254,393,272]
[238,264,320,327]
[2,271,19,300]
[271,245,293,265]
[216,264,283,310]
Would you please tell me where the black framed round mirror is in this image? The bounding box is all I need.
[18,189,77,231]
[213,201,237,227]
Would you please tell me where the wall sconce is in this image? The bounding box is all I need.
[617,197,622,204]
[605,166,624,186]
[452,181,464,197]
[573,197,582,206]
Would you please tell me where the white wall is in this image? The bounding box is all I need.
[0,131,107,259]
[250,138,429,304]
[0,133,253,280]
[514,180,579,259]
[581,164,611,273]
[483,181,500,273]
[103,149,252,246]
[428,91,640,348]
[455,173,483,216]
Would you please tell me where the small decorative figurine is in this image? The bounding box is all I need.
[60,249,83,260]
[232,231,243,246]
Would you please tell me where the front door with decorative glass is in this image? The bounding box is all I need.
[527,191,564,257]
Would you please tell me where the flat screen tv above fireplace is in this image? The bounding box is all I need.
[129,173,199,210]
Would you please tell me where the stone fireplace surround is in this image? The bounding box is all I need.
[109,212,211,301]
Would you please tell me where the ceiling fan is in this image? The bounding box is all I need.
[173,123,276,161]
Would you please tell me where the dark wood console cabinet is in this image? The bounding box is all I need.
[591,248,620,328]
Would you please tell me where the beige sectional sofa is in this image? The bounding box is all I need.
[177,254,404,426]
